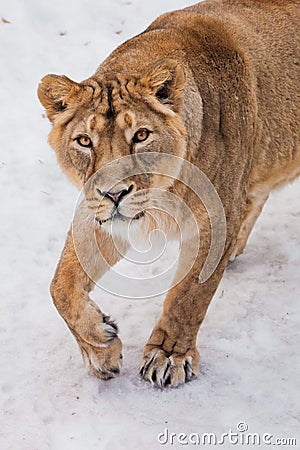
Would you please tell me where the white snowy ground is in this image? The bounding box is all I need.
[0,0,299,449]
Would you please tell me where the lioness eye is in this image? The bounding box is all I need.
[76,135,92,148]
[133,128,151,144]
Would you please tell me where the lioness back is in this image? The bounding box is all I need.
[180,0,300,182]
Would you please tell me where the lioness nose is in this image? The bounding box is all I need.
[97,184,134,206]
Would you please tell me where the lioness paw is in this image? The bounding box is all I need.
[140,347,199,389]
[74,314,123,380]
[78,332,123,380]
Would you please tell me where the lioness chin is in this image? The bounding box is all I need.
[38,0,299,388]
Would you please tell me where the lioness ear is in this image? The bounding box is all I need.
[37,74,81,122]
[140,59,185,113]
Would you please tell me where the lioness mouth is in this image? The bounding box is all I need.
[96,211,144,226]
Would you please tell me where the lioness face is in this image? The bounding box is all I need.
[39,60,187,236]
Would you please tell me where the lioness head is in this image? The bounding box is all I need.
[38,59,189,237]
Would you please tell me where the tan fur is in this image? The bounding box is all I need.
[38,0,299,388]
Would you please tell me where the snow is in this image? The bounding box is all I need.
[0,0,299,449]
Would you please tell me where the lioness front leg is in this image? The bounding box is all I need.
[140,248,228,388]
[50,227,127,379]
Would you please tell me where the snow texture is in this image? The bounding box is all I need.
[0,0,299,449]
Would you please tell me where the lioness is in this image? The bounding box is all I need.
[38,0,299,388]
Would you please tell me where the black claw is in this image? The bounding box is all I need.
[110,366,120,374]
[164,374,171,387]
[140,354,156,378]
[184,360,191,382]
[151,369,157,383]
[103,315,118,333]
[163,362,171,381]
